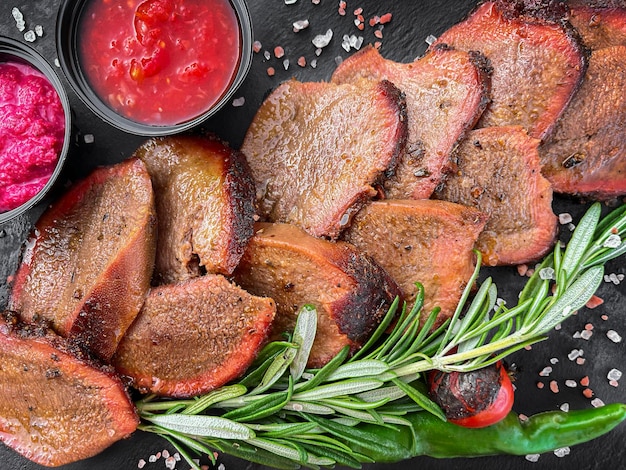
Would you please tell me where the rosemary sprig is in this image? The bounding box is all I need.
[137,202,626,470]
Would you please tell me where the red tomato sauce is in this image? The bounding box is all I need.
[78,0,241,126]
[0,62,65,213]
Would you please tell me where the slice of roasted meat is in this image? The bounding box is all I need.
[436,126,557,266]
[240,79,408,239]
[0,311,138,467]
[9,158,156,361]
[134,135,256,284]
[568,1,626,50]
[112,275,275,398]
[341,199,487,325]
[539,45,626,198]
[232,222,401,367]
[432,0,587,140]
[331,45,490,199]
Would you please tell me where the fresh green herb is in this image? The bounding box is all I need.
[137,203,626,469]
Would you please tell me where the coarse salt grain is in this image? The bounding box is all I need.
[550,357,559,364]
[603,233,622,248]
[539,366,552,377]
[35,25,43,37]
[608,368,622,382]
[266,67,275,76]
[297,56,306,67]
[232,97,245,107]
[425,34,438,45]
[568,349,583,361]
[310,58,317,68]
[550,380,559,393]
[283,59,290,70]
[580,329,593,340]
[285,0,298,4]
[218,464,226,470]
[580,376,590,386]
[83,134,95,144]
[165,456,176,470]
[560,403,570,412]
[539,267,555,280]
[582,388,594,398]
[253,40,262,53]
[607,330,622,343]
[274,46,285,58]
[554,447,570,458]
[312,29,333,48]
[24,30,36,42]
[380,12,392,24]
[558,212,573,224]
[536,381,544,389]
[591,398,605,407]
[293,19,309,32]
[525,454,540,462]
[137,459,146,469]
[263,50,271,60]
[565,379,577,388]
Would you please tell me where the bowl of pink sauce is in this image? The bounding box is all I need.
[0,37,71,224]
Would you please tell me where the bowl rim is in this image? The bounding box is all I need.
[0,36,72,225]
[55,0,254,137]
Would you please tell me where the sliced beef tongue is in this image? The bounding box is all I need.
[232,222,401,368]
[341,199,487,326]
[9,158,157,361]
[134,135,256,284]
[112,275,275,398]
[240,79,408,239]
[568,1,626,50]
[539,2,626,198]
[331,45,490,200]
[432,0,587,140]
[435,126,557,266]
[0,311,138,467]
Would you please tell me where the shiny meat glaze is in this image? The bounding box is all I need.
[240,79,408,239]
[233,222,401,368]
[134,135,256,284]
[342,199,487,325]
[331,45,490,199]
[437,126,557,266]
[9,158,156,361]
[113,275,276,398]
[0,312,138,467]
[432,1,587,140]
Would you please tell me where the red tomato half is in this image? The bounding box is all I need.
[428,360,514,428]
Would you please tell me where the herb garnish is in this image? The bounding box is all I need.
[136,202,626,469]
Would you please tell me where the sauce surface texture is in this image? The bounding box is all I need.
[0,61,65,213]
[79,0,241,126]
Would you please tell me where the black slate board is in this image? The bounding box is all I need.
[0,1,625,469]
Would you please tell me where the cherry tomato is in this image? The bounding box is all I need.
[428,360,514,428]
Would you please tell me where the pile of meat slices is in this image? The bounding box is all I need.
[1,0,625,466]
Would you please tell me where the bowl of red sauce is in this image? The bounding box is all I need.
[56,0,252,136]
[0,37,71,224]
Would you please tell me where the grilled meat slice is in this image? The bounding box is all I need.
[432,0,587,140]
[240,79,408,239]
[0,311,138,467]
[232,222,401,367]
[134,135,256,284]
[342,199,487,325]
[568,1,626,50]
[539,46,626,198]
[331,45,490,199]
[9,158,156,361]
[436,126,557,266]
[112,275,275,398]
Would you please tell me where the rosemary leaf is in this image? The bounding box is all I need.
[290,305,318,382]
[146,414,254,440]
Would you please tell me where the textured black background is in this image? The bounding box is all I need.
[0,1,625,469]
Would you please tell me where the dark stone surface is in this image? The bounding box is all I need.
[0,1,624,469]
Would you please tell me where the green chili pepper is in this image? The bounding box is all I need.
[348,404,626,462]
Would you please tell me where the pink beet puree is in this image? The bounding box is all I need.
[0,61,65,213]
